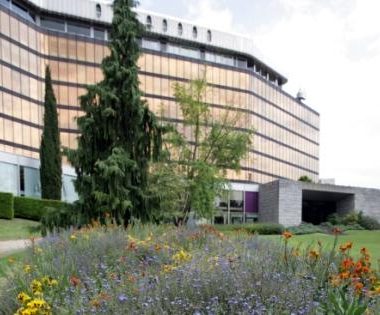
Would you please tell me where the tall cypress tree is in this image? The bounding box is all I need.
[40,65,62,200]
[66,0,162,224]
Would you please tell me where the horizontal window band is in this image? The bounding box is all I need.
[144,93,319,146]
[0,46,320,133]
[185,139,318,175]
[140,70,320,132]
[0,10,320,121]
[160,116,319,161]
[0,59,319,145]
[0,138,39,153]
[251,150,318,175]
[0,112,80,134]
[0,85,319,161]
[0,111,319,173]
[0,138,313,183]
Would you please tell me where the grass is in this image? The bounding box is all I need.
[0,218,41,241]
[286,230,380,262]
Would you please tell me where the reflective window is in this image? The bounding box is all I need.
[67,22,91,37]
[41,17,65,31]
[141,38,160,51]
[94,28,105,40]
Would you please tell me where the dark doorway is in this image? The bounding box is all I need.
[302,190,354,225]
[302,200,336,224]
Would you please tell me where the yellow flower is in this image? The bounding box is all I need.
[31,280,42,294]
[23,265,32,273]
[34,247,43,254]
[69,234,77,241]
[172,250,192,264]
[309,250,320,259]
[17,292,31,304]
[162,264,177,273]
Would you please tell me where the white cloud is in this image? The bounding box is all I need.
[248,0,380,188]
[183,0,238,33]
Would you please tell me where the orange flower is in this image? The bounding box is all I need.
[354,261,363,274]
[70,275,81,287]
[332,227,342,235]
[128,241,137,251]
[282,231,293,240]
[339,242,353,252]
[354,282,364,293]
[360,247,369,256]
[341,258,354,270]
[339,271,350,279]
[309,250,320,259]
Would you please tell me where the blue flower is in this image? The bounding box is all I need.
[118,294,128,303]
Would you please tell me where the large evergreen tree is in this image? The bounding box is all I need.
[66,0,162,224]
[40,65,62,200]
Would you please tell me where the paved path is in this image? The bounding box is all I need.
[0,239,35,256]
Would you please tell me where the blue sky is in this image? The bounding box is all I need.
[139,0,380,189]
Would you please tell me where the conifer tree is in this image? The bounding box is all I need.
[66,0,162,224]
[40,65,62,200]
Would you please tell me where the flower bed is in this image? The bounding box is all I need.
[1,225,379,314]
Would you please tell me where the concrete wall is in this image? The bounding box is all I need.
[259,179,380,226]
[258,181,279,223]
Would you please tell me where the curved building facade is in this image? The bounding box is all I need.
[0,0,319,208]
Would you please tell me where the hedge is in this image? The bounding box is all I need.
[0,192,14,219]
[14,196,67,221]
[217,223,285,235]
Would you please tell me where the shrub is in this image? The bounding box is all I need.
[288,223,324,235]
[228,223,284,235]
[0,192,14,219]
[40,203,82,236]
[358,212,380,230]
[14,196,68,221]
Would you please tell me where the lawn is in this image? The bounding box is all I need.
[0,218,41,241]
[258,230,380,262]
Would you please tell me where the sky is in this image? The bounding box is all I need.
[139,0,380,189]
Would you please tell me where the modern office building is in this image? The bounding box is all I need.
[0,0,321,220]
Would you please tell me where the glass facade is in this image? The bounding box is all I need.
[0,4,320,186]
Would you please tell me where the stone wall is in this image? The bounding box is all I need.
[258,179,380,226]
[258,181,279,223]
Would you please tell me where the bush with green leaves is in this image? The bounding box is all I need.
[287,223,325,235]
[0,192,14,220]
[14,196,68,221]
[358,212,380,230]
[216,223,284,235]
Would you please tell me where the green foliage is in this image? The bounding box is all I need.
[358,212,380,230]
[327,212,380,230]
[0,192,14,220]
[160,78,253,220]
[40,66,62,200]
[14,196,67,221]
[40,204,82,236]
[65,0,163,225]
[319,287,369,315]
[287,223,325,235]
[147,162,187,223]
[216,223,284,235]
[298,175,313,183]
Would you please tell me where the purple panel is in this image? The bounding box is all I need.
[245,192,259,213]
